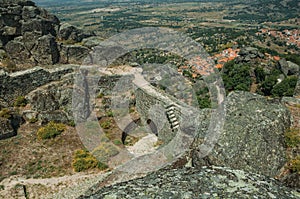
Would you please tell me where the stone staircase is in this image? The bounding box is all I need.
[165,104,179,131]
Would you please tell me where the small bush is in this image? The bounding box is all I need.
[197,95,211,109]
[285,128,300,148]
[0,108,12,119]
[97,162,109,170]
[254,67,266,83]
[271,76,298,97]
[113,139,122,145]
[100,121,111,129]
[68,120,76,127]
[2,57,17,72]
[222,63,252,93]
[13,96,27,107]
[288,156,300,174]
[106,111,114,117]
[37,121,66,140]
[97,93,104,99]
[28,118,38,123]
[72,149,108,172]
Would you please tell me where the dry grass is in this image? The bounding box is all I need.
[0,123,84,180]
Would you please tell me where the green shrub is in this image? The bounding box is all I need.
[113,139,122,145]
[288,156,300,174]
[100,121,111,129]
[271,76,297,97]
[106,111,114,117]
[283,53,300,66]
[68,120,76,127]
[260,75,278,96]
[2,57,17,72]
[72,149,108,172]
[254,67,266,83]
[97,93,104,99]
[97,162,109,170]
[222,62,252,93]
[37,121,66,140]
[285,128,300,148]
[13,96,27,107]
[0,108,12,119]
[28,118,38,123]
[197,95,211,109]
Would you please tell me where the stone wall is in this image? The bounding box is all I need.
[0,65,76,103]
[135,87,177,143]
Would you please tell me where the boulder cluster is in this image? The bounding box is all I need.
[0,0,94,70]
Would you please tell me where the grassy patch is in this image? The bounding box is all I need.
[13,96,27,107]
[0,108,12,119]
[37,121,66,140]
[288,156,300,174]
[28,118,38,123]
[72,149,108,172]
[285,128,300,148]
[113,139,122,146]
[100,121,112,129]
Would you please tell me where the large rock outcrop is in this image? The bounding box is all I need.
[0,0,94,69]
[80,166,300,198]
[26,73,74,124]
[278,58,300,76]
[0,0,59,66]
[192,91,291,177]
[0,117,15,140]
[235,47,265,63]
[0,108,24,140]
[58,23,94,43]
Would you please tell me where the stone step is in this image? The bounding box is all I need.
[166,110,175,115]
[165,104,180,131]
[166,106,175,111]
[171,121,179,126]
[169,117,177,123]
[171,125,179,130]
[165,104,175,109]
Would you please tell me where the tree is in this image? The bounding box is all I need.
[222,62,252,93]
[254,67,266,83]
[271,76,298,97]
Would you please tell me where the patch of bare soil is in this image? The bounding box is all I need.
[0,120,99,198]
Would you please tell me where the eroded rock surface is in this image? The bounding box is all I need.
[0,0,94,69]
[192,91,290,177]
[80,166,300,199]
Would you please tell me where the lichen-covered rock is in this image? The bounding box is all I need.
[0,0,92,68]
[38,110,70,124]
[0,107,24,140]
[5,39,35,65]
[0,65,74,103]
[278,58,300,76]
[58,23,95,43]
[59,45,90,64]
[31,34,59,65]
[80,166,300,198]
[0,0,60,67]
[294,75,300,98]
[0,117,15,140]
[235,47,264,64]
[26,73,74,123]
[192,91,291,177]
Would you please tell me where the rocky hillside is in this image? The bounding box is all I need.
[80,166,300,199]
[0,0,95,71]
[0,1,299,198]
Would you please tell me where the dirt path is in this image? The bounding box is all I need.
[0,171,106,199]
